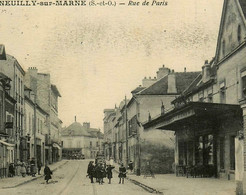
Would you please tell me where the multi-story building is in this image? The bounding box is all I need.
[24,86,49,165]
[104,65,200,175]
[143,0,246,193]
[0,72,16,177]
[24,67,62,164]
[61,120,104,159]
[0,45,25,164]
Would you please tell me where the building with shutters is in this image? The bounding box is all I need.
[143,0,246,193]
[61,120,103,159]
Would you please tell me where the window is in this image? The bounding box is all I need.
[222,40,225,56]
[230,136,235,170]
[90,141,92,148]
[238,25,241,43]
[198,91,204,102]
[241,70,246,98]
[220,81,226,103]
[207,87,213,103]
[220,137,225,170]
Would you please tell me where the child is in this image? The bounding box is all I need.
[118,163,126,184]
[106,164,115,184]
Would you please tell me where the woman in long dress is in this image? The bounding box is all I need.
[44,165,52,184]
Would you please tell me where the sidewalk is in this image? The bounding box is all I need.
[0,160,68,189]
[110,162,236,195]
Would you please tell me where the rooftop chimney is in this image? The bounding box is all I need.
[167,72,177,94]
[202,60,211,83]
[75,116,76,122]
[0,44,7,60]
[83,122,90,130]
[184,67,186,72]
[156,65,170,80]
[142,76,157,88]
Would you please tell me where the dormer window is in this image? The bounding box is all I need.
[238,25,241,43]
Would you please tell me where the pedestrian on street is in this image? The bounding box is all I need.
[44,164,52,184]
[26,163,31,176]
[30,158,37,177]
[37,161,42,175]
[20,162,26,177]
[87,161,95,183]
[9,163,15,177]
[16,159,21,176]
[118,163,126,184]
[106,164,115,184]
[96,163,104,185]
[128,161,133,173]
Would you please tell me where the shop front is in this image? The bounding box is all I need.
[144,102,242,179]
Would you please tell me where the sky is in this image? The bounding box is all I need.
[0,0,224,130]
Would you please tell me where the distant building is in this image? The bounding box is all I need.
[24,86,49,165]
[25,67,62,164]
[61,119,103,159]
[104,65,200,174]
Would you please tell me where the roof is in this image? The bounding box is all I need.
[51,84,61,97]
[143,102,242,131]
[138,72,201,95]
[61,122,103,138]
[239,0,246,19]
[131,86,145,94]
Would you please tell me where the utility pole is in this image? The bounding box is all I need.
[125,95,128,165]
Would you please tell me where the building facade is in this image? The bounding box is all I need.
[104,65,200,175]
[143,0,246,193]
[61,120,103,159]
[0,45,25,166]
[0,72,16,177]
[24,67,62,164]
[24,86,48,165]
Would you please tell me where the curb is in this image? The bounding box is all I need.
[113,168,163,194]
[2,161,68,189]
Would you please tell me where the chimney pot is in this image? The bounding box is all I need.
[163,64,165,67]
[149,77,151,79]
[184,67,186,72]
[205,60,209,64]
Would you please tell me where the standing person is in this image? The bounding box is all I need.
[128,161,133,173]
[96,163,104,185]
[30,158,37,177]
[44,164,52,184]
[87,161,95,183]
[16,159,21,176]
[20,162,26,177]
[9,163,15,177]
[118,163,126,184]
[106,164,115,184]
[37,161,42,175]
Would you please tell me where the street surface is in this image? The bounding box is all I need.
[1,160,150,195]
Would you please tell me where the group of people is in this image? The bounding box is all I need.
[8,158,43,178]
[87,161,127,185]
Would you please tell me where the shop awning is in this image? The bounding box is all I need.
[52,143,61,150]
[0,140,15,147]
[143,102,242,131]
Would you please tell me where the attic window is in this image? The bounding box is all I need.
[238,25,241,43]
